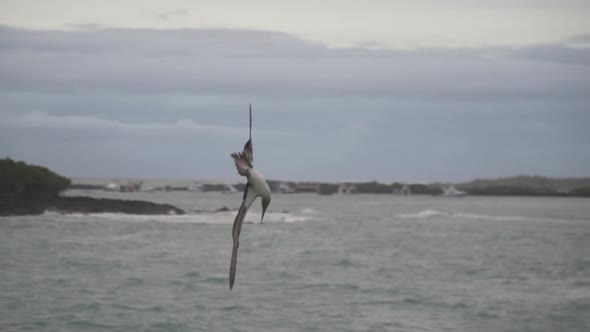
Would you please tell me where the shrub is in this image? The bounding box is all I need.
[0,158,71,198]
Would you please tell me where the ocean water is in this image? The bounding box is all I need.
[1,192,589,331]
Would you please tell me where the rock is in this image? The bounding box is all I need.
[0,196,185,216]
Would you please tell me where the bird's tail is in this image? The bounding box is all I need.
[229,239,238,290]
[229,202,247,290]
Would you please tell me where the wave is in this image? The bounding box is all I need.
[395,209,582,222]
[396,209,449,219]
[43,210,312,224]
[300,207,320,214]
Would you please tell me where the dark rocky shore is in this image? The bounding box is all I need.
[0,196,185,216]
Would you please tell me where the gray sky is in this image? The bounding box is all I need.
[0,1,589,182]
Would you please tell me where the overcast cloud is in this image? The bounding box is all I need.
[2,0,590,48]
[0,3,589,182]
[1,26,589,100]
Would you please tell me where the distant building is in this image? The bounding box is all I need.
[120,180,143,192]
[294,183,319,193]
[277,182,295,194]
[104,181,120,191]
[338,183,358,194]
[401,185,411,196]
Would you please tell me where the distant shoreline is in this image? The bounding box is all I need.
[70,175,590,197]
[2,158,589,218]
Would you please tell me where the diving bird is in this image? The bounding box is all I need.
[229,105,271,290]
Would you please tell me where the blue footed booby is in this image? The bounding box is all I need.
[229,105,271,290]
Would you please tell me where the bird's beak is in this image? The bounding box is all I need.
[261,210,266,223]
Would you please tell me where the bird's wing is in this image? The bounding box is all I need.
[242,105,253,163]
[231,152,252,177]
[229,185,257,290]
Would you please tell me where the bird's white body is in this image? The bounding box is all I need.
[247,168,271,204]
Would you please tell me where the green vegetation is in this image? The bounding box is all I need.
[318,183,339,195]
[408,184,442,195]
[466,185,559,196]
[355,181,393,194]
[568,186,590,197]
[338,181,442,195]
[0,158,71,199]
[459,176,590,193]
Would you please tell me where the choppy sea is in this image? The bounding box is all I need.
[1,191,589,331]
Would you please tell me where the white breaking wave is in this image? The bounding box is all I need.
[452,212,529,222]
[396,209,449,219]
[300,207,320,214]
[42,210,313,224]
[246,211,312,223]
[395,209,579,223]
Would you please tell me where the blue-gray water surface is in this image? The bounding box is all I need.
[1,192,589,331]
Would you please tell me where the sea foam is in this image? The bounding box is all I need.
[42,210,312,224]
[395,209,580,223]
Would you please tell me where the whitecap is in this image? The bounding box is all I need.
[395,209,584,223]
[42,210,312,224]
[396,209,449,219]
[300,208,320,214]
